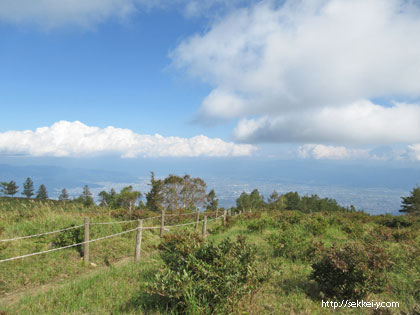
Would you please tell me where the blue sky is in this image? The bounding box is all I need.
[0,9,220,137]
[0,0,420,162]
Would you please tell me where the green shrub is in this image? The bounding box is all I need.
[311,242,392,300]
[148,232,266,314]
[268,228,322,262]
[247,217,277,234]
[379,215,412,228]
[371,225,416,243]
[306,215,329,236]
[52,225,84,256]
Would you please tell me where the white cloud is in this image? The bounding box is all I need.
[172,0,420,144]
[233,101,420,144]
[407,144,420,161]
[0,121,255,158]
[298,144,370,160]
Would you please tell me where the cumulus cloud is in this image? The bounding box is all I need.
[298,144,370,160]
[172,0,420,144]
[0,121,255,158]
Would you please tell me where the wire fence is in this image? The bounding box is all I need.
[0,227,139,263]
[0,210,217,242]
[0,224,85,242]
[0,212,226,264]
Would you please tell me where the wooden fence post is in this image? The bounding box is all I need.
[84,217,89,264]
[160,210,165,237]
[223,210,227,226]
[202,215,207,238]
[195,210,200,230]
[135,219,143,262]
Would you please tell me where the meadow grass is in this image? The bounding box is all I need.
[1,199,420,314]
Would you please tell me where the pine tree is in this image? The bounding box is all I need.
[22,177,34,198]
[4,181,18,196]
[59,188,69,201]
[400,186,420,215]
[78,185,94,206]
[146,172,164,212]
[36,184,48,200]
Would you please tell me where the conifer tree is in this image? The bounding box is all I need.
[400,186,420,215]
[22,177,34,198]
[36,184,48,200]
[78,185,94,206]
[146,172,164,212]
[6,180,19,196]
[58,188,69,201]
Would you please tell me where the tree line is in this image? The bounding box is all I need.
[0,173,219,214]
[1,178,48,200]
[235,188,420,215]
[234,189,355,213]
[1,174,419,216]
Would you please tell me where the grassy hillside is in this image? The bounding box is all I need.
[1,198,419,314]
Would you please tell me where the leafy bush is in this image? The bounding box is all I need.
[311,242,392,300]
[371,225,416,243]
[306,215,329,236]
[148,232,266,314]
[52,225,84,256]
[247,217,277,233]
[379,215,412,228]
[341,221,365,239]
[268,228,322,262]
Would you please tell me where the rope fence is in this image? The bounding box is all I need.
[0,212,232,264]
[0,227,139,263]
[0,210,216,242]
[0,224,84,242]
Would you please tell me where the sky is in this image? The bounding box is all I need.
[1,1,420,172]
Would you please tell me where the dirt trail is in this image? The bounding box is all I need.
[0,256,133,306]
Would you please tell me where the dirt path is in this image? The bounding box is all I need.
[0,256,133,307]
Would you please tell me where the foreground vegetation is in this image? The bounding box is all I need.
[0,196,420,314]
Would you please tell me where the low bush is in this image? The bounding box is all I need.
[311,242,392,300]
[268,228,322,262]
[148,232,266,314]
[341,221,365,239]
[306,215,329,236]
[379,215,412,229]
[52,225,84,256]
[247,217,277,234]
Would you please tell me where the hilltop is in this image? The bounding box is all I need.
[0,197,419,314]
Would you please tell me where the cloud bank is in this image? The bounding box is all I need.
[172,0,420,145]
[0,121,255,158]
[297,144,370,160]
